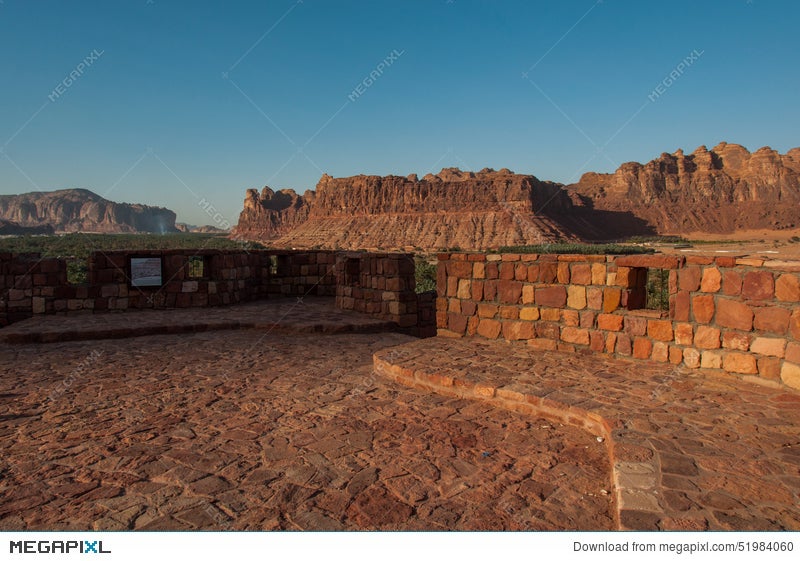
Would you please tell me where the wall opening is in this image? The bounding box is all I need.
[646,268,669,311]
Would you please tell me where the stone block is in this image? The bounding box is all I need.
[753,307,790,334]
[539,263,557,283]
[683,348,700,368]
[561,327,590,345]
[528,338,558,351]
[567,285,586,309]
[791,309,800,339]
[775,274,800,302]
[694,326,721,349]
[603,287,621,312]
[580,311,595,329]
[672,291,690,322]
[750,337,786,358]
[540,308,560,321]
[678,267,702,291]
[723,352,758,375]
[716,299,753,331]
[557,263,570,284]
[591,264,606,285]
[700,268,721,292]
[448,298,461,313]
[624,316,647,336]
[587,287,603,310]
[786,341,800,363]
[722,331,751,351]
[522,284,535,304]
[722,270,742,296]
[605,333,617,353]
[502,321,534,341]
[477,318,502,339]
[526,264,540,283]
[561,309,579,326]
[590,331,605,351]
[668,346,683,365]
[700,351,722,369]
[757,356,782,380]
[514,263,528,281]
[461,300,477,316]
[457,279,471,299]
[447,313,467,334]
[570,264,592,285]
[499,263,515,280]
[651,341,669,362]
[477,303,498,318]
[597,313,623,331]
[472,262,485,279]
[633,337,652,359]
[499,306,519,319]
[535,286,566,308]
[519,307,539,321]
[742,271,774,300]
[616,333,632,356]
[647,319,674,341]
[674,323,694,345]
[691,294,715,324]
[780,362,800,390]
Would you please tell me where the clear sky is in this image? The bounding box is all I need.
[1,0,798,227]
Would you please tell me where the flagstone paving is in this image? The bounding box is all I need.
[374,337,800,531]
[0,329,614,531]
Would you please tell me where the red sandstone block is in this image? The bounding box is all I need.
[616,333,632,356]
[603,288,621,313]
[589,331,605,352]
[691,294,715,324]
[448,298,461,313]
[758,356,782,380]
[624,316,647,336]
[678,267,702,291]
[526,265,540,283]
[485,263,499,280]
[786,341,800,363]
[633,337,653,359]
[499,306,519,319]
[468,253,486,262]
[446,277,458,297]
[775,274,800,302]
[742,271,775,300]
[477,318,502,339]
[715,256,736,268]
[669,270,678,295]
[472,262,485,279]
[499,263,515,280]
[686,256,714,265]
[750,336,786,357]
[467,315,479,335]
[502,321,534,341]
[561,326,590,345]
[477,303,498,318]
[723,352,758,375]
[722,270,742,296]
[570,264,592,285]
[470,280,484,301]
[580,311,595,329]
[716,299,754,331]
[539,262,558,283]
[535,322,560,340]
[461,300,477,316]
[514,263,527,281]
[700,268,722,292]
[535,286,566,307]
[753,307,790,334]
[540,308,560,321]
[615,267,633,287]
[597,313,623,331]
[591,264,606,285]
[561,309,580,326]
[498,280,522,304]
[557,263,570,284]
[501,254,520,262]
[694,325,721,349]
[669,346,683,365]
[521,254,538,262]
[672,291,691,322]
[615,255,683,269]
[722,331,751,351]
[651,341,669,362]
[605,333,617,353]
[528,338,557,351]
[674,323,694,345]
[587,287,603,310]
[791,309,800,340]
[647,319,674,341]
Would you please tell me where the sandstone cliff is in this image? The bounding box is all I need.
[569,143,800,234]
[233,169,589,250]
[0,189,178,234]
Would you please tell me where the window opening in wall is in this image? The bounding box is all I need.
[269,255,278,275]
[646,268,669,311]
[344,257,361,286]
[187,256,205,279]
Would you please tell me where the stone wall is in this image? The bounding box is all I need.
[1,250,433,335]
[437,252,800,391]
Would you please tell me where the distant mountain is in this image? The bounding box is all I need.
[0,219,54,236]
[0,188,178,234]
[175,223,229,234]
[568,143,800,235]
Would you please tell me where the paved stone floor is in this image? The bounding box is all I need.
[374,338,800,531]
[0,328,614,530]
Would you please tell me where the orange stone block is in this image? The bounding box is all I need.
[716,299,754,331]
[605,332,617,353]
[775,274,800,302]
[700,267,721,292]
[528,338,558,351]
[587,287,603,310]
[477,303,499,318]
[498,280,523,304]
[597,313,623,331]
[477,318,502,339]
[694,325,721,349]
[633,337,653,359]
[723,352,758,375]
[750,337,786,358]
[691,294,715,324]
[557,263,571,284]
[603,287,621,312]
[753,307,790,334]
[502,321,535,341]
[722,331,751,351]
[589,330,605,352]
[591,264,606,285]
[741,271,775,300]
[668,345,683,365]
[579,311,595,329]
[616,333,632,356]
[540,308,560,321]
[561,326,590,345]
[786,341,800,363]
[647,319,674,341]
[624,316,647,336]
[672,291,691,322]
[674,323,694,345]
[651,341,669,362]
[757,356,782,380]
[499,306,519,319]
[526,265,540,283]
[539,262,557,283]
[514,263,527,281]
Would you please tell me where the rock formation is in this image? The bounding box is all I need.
[0,219,54,236]
[569,143,800,234]
[0,189,178,234]
[233,169,588,250]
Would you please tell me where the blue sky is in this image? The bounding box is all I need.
[1,0,798,227]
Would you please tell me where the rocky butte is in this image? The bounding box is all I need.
[0,188,179,234]
[233,143,800,250]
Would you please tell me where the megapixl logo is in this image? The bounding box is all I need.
[9,539,111,554]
